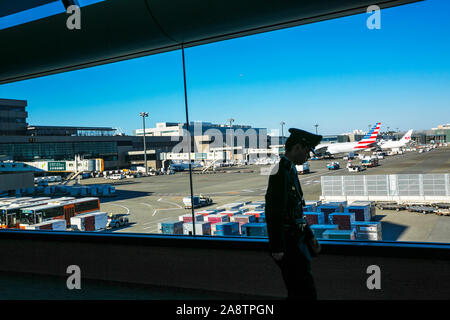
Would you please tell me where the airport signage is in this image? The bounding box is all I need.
[195,153,207,160]
[48,161,66,171]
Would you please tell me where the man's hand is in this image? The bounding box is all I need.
[271,252,284,261]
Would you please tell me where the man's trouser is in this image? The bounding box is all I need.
[274,234,317,300]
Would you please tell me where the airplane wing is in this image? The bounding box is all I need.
[314,145,330,155]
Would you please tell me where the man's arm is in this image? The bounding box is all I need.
[265,164,289,254]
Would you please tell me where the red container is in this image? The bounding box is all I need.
[180,214,204,223]
[39,223,52,230]
[218,212,235,218]
[330,213,354,230]
[84,215,95,231]
[207,215,229,224]
[230,215,256,233]
[244,211,263,220]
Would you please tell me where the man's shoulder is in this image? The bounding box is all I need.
[278,157,292,171]
[268,157,290,177]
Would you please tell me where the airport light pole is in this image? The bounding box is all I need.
[227,118,234,162]
[280,121,285,144]
[139,112,149,175]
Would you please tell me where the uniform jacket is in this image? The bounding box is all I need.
[265,156,308,254]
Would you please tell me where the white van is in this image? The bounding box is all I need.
[109,174,124,180]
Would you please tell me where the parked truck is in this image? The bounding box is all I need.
[361,157,378,168]
[295,162,310,174]
[182,195,213,209]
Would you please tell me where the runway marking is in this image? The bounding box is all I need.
[157,198,182,209]
[107,204,130,215]
[148,198,183,216]
[142,217,173,230]
[142,216,177,226]
[139,202,154,210]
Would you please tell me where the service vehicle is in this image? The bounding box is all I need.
[15,197,100,228]
[347,163,365,172]
[107,213,130,228]
[361,157,378,168]
[109,174,125,180]
[376,202,407,211]
[407,206,437,214]
[327,162,340,170]
[433,203,450,209]
[183,195,213,209]
[295,162,310,174]
[436,209,450,216]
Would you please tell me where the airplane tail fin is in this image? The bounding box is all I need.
[354,122,381,149]
[400,129,413,143]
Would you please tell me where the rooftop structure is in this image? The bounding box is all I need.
[27,125,117,137]
[0,98,28,136]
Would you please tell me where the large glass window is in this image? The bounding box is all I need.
[183,0,450,243]
[0,0,448,244]
[0,50,193,234]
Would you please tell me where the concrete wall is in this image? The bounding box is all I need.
[0,231,448,299]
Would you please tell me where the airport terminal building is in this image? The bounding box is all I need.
[0,99,179,170]
[0,98,28,136]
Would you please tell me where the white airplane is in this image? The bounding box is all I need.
[314,122,381,156]
[378,129,413,150]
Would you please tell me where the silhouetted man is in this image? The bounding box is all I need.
[265,128,322,300]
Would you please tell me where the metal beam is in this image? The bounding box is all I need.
[0,0,422,84]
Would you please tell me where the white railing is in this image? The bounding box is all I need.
[321,174,450,202]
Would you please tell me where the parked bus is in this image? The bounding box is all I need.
[0,197,74,229]
[8,197,51,205]
[18,197,100,228]
[0,197,34,205]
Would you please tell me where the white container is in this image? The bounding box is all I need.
[70,212,108,231]
[183,221,211,235]
[25,219,67,231]
[216,203,244,210]
[196,209,218,215]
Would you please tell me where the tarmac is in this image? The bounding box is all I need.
[80,146,450,243]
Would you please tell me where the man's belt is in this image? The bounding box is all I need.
[282,217,307,233]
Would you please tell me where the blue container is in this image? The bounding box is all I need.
[310,224,338,239]
[214,222,240,236]
[259,212,266,221]
[303,205,316,212]
[241,223,268,237]
[317,205,341,223]
[161,221,184,235]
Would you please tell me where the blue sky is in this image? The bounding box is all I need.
[0,0,449,135]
